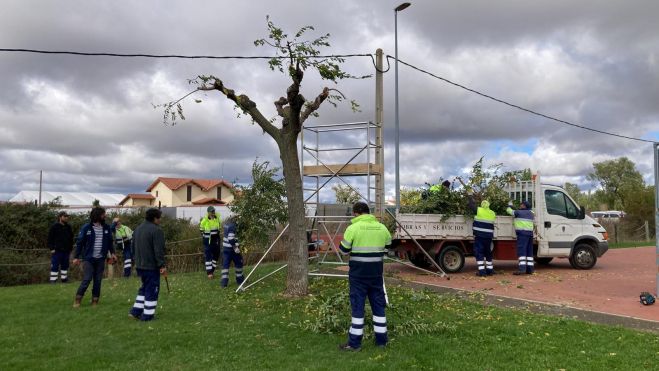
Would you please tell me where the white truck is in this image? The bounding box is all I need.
[392,174,609,273]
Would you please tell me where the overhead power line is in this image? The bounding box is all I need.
[0,48,373,60]
[1,48,651,143]
[388,55,655,144]
[0,47,385,75]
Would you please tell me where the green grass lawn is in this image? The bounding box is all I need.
[1,266,658,370]
[609,241,655,249]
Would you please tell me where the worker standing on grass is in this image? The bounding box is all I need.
[129,208,167,321]
[199,206,221,279]
[47,211,74,283]
[112,217,134,277]
[507,200,535,275]
[468,194,496,277]
[220,216,244,287]
[338,202,392,351]
[72,207,116,308]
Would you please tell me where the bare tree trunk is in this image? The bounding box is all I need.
[278,132,308,296]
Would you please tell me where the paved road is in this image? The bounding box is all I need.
[387,246,659,322]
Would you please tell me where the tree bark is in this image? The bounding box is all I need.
[278,130,308,296]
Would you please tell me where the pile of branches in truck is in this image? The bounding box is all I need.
[400,158,532,217]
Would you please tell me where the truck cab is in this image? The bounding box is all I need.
[534,183,609,269]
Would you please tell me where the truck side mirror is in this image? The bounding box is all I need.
[579,206,586,220]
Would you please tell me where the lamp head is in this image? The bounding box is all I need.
[395,2,411,12]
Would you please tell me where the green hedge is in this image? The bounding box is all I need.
[0,203,202,286]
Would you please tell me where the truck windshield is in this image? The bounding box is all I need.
[545,190,580,219]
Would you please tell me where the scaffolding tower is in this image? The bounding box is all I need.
[301,120,384,267]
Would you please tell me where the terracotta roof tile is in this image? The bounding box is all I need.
[191,197,227,205]
[146,177,233,192]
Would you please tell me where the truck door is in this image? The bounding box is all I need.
[542,189,582,256]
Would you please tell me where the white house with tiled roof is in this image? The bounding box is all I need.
[133,177,235,208]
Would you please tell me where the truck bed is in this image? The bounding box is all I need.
[395,213,516,240]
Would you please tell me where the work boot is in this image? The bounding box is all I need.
[338,343,361,352]
[91,297,99,307]
[73,295,83,308]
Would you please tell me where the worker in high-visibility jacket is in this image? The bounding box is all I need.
[338,202,392,351]
[469,195,496,276]
[199,206,221,279]
[112,217,134,277]
[507,200,535,275]
[220,216,244,287]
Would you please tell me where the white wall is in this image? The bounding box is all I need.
[162,205,232,224]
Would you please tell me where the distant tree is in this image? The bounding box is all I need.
[332,184,360,205]
[587,157,644,210]
[229,160,288,251]
[161,17,366,296]
[624,185,655,236]
[92,199,100,208]
[563,182,592,209]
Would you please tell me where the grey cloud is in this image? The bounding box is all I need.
[1,0,659,201]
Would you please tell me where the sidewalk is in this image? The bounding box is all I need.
[385,246,659,327]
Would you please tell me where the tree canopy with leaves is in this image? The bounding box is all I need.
[229,160,287,251]
[161,17,366,296]
[587,157,644,210]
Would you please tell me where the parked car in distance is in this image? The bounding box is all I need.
[590,211,625,220]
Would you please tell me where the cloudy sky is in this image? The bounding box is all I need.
[1,0,658,202]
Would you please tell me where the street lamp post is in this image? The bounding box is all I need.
[394,2,411,214]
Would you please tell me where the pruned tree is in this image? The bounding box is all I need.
[160,17,366,296]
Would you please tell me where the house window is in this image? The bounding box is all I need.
[217,187,222,200]
[187,185,192,202]
[156,190,159,197]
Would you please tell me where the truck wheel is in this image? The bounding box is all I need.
[536,257,553,265]
[436,245,465,273]
[569,244,597,270]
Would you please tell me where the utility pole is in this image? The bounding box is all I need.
[394,2,411,214]
[375,48,384,218]
[38,170,42,206]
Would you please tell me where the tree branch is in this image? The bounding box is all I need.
[199,79,280,140]
[300,87,330,124]
[274,97,289,119]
